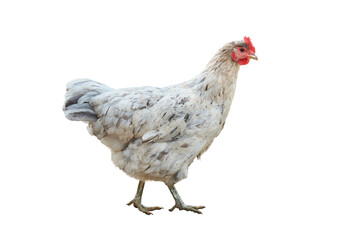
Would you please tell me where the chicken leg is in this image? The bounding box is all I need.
[167,184,205,214]
[127,181,163,215]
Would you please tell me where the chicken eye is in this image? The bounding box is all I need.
[240,48,245,52]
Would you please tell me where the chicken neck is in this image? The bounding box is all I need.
[194,47,240,118]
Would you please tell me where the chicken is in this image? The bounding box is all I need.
[63,36,257,214]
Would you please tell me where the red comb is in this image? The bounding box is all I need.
[244,36,255,53]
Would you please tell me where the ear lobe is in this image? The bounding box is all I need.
[231,47,240,61]
[231,51,237,62]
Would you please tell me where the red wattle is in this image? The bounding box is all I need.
[238,58,250,65]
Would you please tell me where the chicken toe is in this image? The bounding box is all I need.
[169,203,205,214]
[167,184,205,214]
[127,181,163,215]
[127,199,162,215]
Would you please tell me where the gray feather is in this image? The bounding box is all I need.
[63,79,112,122]
[63,40,246,185]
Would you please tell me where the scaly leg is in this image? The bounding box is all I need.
[167,184,205,214]
[127,181,163,215]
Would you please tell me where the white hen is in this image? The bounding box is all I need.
[63,37,257,214]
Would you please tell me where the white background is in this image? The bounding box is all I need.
[0,0,359,239]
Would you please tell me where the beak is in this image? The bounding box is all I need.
[248,53,258,61]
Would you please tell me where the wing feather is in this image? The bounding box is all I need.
[88,86,195,148]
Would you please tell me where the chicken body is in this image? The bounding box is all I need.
[63,39,256,214]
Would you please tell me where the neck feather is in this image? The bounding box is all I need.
[196,47,240,103]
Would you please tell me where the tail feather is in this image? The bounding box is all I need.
[63,79,111,122]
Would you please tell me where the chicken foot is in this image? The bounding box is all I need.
[127,181,163,215]
[167,185,205,214]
